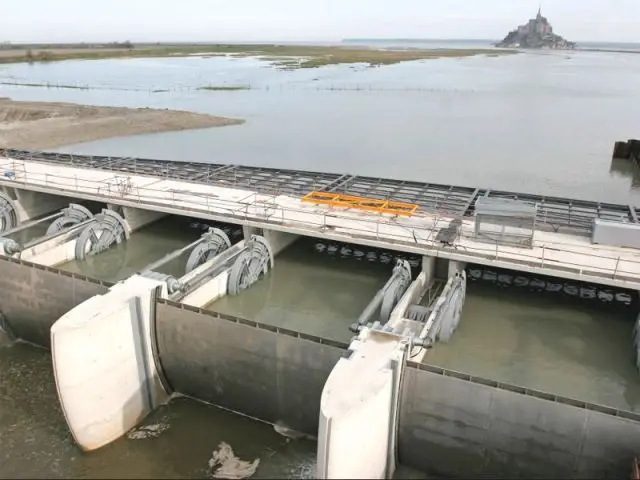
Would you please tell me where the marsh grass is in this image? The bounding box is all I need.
[0,44,516,69]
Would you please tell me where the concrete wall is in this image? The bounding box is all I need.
[175,240,246,308]
[122,206,165,231]
[0,256,111,346]
[263,229,299,256]
[11,188,69,222]
[399,363,640,479]
[155,300,347,435]
[180,270,229,308]
[447,260,466,277]
[242,225,262,240]
[20,223,87,266]
[317,329,408,479]
[434,258,449,280]
[51,275,170,452]
[23,238,77,266]
[422,256,435,283]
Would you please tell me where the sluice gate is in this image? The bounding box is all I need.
[0,180,638,477]
[1,254,640,477]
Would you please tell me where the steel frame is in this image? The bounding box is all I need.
[301,191,419,216]
[1,148,635,233]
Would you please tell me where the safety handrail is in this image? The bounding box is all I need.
[2,157,640,283]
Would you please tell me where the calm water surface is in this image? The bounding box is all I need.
[1,49,639,203]
[427,281,640,411]
[56,215,204,283]
[208,239,392,344]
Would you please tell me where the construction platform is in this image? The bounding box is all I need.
[2,148,640,290]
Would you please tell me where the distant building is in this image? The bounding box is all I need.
[496,7,575,50]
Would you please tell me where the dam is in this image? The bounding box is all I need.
[1,148,640,478]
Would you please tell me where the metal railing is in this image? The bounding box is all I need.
[2,147,636,234]
[2,157,640,285]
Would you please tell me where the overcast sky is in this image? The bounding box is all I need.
[2,0,639,44]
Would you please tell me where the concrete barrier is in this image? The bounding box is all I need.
[399,363,640,479]
[1,187,69,223]
[122,206,165,231]
[50,275,170,451]
[317,328,408,479]
[175,240,247,308]
[0,256,111,346]
[155,300,347,436]
[263,229,298,255]
[20,221,90,266]
[180,269,229,307]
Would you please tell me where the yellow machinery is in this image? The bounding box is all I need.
[301,191,418,217]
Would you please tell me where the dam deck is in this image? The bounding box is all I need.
[2,148,640,290]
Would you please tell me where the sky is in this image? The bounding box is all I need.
[1,0,639,44]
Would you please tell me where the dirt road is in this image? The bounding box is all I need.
[0,99,244,149]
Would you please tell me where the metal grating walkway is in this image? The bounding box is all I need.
[1,148,635,234]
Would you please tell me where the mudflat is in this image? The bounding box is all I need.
[0,99,244,149]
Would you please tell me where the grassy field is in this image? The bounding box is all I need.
[198,85,250,91]
[0,43,516,69]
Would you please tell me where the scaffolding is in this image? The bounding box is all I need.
[474,197,538,248]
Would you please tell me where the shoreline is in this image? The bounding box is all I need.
[0,43,515,69]
[0,99,244,150]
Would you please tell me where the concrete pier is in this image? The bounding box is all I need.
[122,206,166,231]
[317,328,407,479]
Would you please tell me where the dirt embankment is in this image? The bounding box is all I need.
[0,99,244,149]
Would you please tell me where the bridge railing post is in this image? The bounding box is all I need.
[613,256,620,279]
[541,245,545,267]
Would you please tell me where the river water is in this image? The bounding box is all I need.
[2,46,640,478]
[208,238,394,344]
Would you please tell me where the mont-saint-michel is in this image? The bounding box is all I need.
[496,7,576,49]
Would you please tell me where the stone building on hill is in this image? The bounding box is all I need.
[496,7,576,49]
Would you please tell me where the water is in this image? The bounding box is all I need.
[1,50,639,203]
[208,238,392,344]
[56,215,203,283]
[427,281,640,411]
[3,218,49,245]
[0,341,317,479]
[2,50,640,477]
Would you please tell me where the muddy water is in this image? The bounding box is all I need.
[426,281,640,411]
[0,341,318,479]
[0,232,428,478]
[56,215,207,283]
[4,218,50,245]
[207,238,393,344]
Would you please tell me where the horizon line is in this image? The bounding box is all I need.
[1,38,639,46]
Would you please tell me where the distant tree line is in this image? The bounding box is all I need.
[0,41,135,51]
